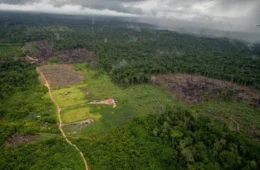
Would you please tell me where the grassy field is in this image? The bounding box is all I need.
[74,63,174,116]
[51,85,88,108]
[61,106,102,123]
[50,63,174,136]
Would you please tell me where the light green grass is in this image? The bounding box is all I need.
[61,106,102,123]
[52,85,88,108]
[63,104,136,136]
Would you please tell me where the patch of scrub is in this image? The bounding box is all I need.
[39,133,59,141]
[192,101,260,138]
[61,106,102,124]
[79,105,136,136]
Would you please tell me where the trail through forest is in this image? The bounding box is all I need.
[37,68,89,170]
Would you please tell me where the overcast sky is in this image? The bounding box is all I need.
[0,0,259,33]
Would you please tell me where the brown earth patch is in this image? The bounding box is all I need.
[38,64,83,89]
[152,74,260,107]
[23,40,54,62]
[51,48,96,64]
[23,40,96,64]
[5,134,39,147]
[25,56,39,64]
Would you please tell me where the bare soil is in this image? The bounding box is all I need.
[23,40,54,62]
[25,56,39,64]
[152,74,260,107]
[52,48,96,64]
[38,64,83,89]
[23,40,96,64]
[89,99,117,108]
[5,134,39,147]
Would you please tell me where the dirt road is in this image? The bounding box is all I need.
[37,68,89,170]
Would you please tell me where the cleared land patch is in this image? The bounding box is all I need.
[23,40,96,64]
[51,63,174,136]
[23,40,54,62]
[52,48,96,64]
[5,134,39,147]
[74,63,174,117]
[51,85,87,108]
[38,64,83,89]
[152,74,260,107]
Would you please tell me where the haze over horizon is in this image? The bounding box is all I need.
[0,0,260,42]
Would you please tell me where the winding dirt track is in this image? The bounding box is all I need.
[37,68,89,170]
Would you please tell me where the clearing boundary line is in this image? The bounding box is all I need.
[37,68,89,170]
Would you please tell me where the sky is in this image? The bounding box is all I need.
[0,0,259,40]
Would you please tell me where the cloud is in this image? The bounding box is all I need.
[0,0,259,22]
[0,0,259,41]
[50,0,145,15]
[0,0,145,15]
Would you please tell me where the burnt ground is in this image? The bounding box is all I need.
[152,74,260,107]
[5,134,39,147]
[52,48,96,64]
[23,40,97,64]
[23,40,54,62]
[38,64,83,89]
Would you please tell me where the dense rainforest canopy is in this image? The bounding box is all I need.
[75,108,260,170]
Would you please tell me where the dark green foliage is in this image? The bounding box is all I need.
[0,61,39,99]
[0,61,54,121]
[0,60,84,169]
[75,108,260,170]
[0,138,84,170]
[0,43,23,60]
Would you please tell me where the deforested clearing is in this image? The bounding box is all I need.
[5,134,39,147]
[38,64,83,89]
[152,73,260,107]
[23,40,97,64]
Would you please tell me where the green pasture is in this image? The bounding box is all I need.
[54,63,174,136]
[51,85,88,108]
